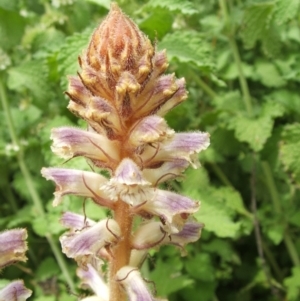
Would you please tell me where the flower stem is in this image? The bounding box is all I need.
[261,161,300,267]
[219,0,253,115]
[109,200,133,301]
[0,78,76,291]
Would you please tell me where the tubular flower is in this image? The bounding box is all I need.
[42,3,209,301]
[0,229,32,301]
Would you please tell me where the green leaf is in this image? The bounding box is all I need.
[158,31,214,72]
[150,257,194,296]
[193,189,241,238]
[36,257,60,280]
[144,0,198,15]
[7,59,53,103]
[0,8,26,50]
[139,8,173,40]
[255,61,285,87]
[284,267,300,301]
[57,28,93,88]
[84,0,111,9]
[229,101,285,152]
[274,0,300,24]
[280,123,300,183]
[0,0,19,11]
[241,3,275,49]
[185,253,215,282]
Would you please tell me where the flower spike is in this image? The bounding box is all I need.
[42,3,209,301]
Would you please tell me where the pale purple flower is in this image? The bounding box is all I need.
[60,218,120,267]
[0,280,32,301]
[77,263,109,301]
[116,266,167,301]
[41,167,111,207]
[0,228,28,269]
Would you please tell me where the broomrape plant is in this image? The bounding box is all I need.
[41,3,209,301]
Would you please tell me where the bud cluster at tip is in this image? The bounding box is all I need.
[42,3,210,301]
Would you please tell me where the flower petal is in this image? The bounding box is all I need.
[116,266,166,301]
[134,190,199,232]
[77,263,109,301]
[168,220,204,248]
[51,127,120,169]
[131,221,167,250]
[141,132,210,168]
[129,115,174,147]
[142,159,189,185]
[0,280,32,301]
[102,158,152,205]
[41,168,111,207]
[60,212,96,231]
[0,229,28,269]
[60,219,120,267]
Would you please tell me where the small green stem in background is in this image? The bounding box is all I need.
[261,161,300,267]
[219,0,253,115]
[190,71,218,99]
[0,79,76,291]
[209,163,233,187]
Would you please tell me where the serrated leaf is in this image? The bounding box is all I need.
[280,123,300,183]
[0,8,26,50]
[274,0,300,24]
[144,0,198,15]
[241,3,275,49]
[7,60,53,102]
[229,101,285,152]
[158,31,214,72]
[57,28,93,88]
[192,189,241,238]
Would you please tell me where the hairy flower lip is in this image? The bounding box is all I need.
[140,131,210,168]
[128,115,174,147]
[41,167,113,207]
[0,228,28,269]
[60,218,121,267]
[0,280,32,301]
[132,189,200,232]
[50,127,120,169]
[101,158,153,205]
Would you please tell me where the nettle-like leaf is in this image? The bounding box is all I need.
[241,2,281,56]
[279,123,300,184]
[191,187,248,238]
[144,0,198,15]
[158,31,214,73]
[229,101,285,152]
[284,267,300,301]
[56,28,93,88]
[274,0,300,24]
[7,60,53,103]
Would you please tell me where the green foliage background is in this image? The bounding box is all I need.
[1,0,300,300]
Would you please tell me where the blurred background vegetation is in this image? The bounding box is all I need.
[1,0,300,300]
